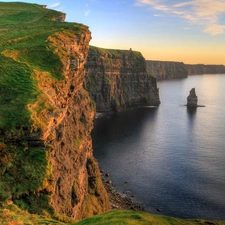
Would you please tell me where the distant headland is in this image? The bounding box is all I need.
[146,60,225,80]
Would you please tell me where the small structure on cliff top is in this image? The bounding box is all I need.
[186,88,205,107]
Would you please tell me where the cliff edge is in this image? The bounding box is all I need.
[0,2,109,221]
[85,46,160,112]
[185,64,225,75]
[146,60,225,80]
[146,60,188,80]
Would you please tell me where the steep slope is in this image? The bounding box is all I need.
[146,60,188,80]
[85,46,160,112]
[0,2,109,221]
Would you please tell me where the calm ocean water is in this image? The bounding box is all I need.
[91,74,225,220]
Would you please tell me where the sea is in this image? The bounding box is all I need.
[91,74,225,220]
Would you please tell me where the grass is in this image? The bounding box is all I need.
[89,45,143,58]
[0,204,65,225]
[0,2,88,133]
[75,210,225,225]
[1,207,225,225]
[0,1,88,218]
[0,140,54,214]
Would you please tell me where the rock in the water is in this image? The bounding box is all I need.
[187,88,198,107]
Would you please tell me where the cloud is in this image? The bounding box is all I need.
[49,2,60,8]
[136,0,225,35]
[154,14,161,17]
[85,10,91,16]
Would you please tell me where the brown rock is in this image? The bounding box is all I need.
[85,47,160,113]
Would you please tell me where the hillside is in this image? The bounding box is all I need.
[1,206,225,225]
[0,2,109,221]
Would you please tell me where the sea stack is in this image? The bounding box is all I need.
[187,88,198,107]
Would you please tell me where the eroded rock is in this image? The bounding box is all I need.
[187,88,198,107]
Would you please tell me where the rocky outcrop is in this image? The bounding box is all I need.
[85,47,160,112]
[47,32,110,220]
[187,88,198,107]
[0,3,109,221]
[185,64,225,75]
[146,60,188,80]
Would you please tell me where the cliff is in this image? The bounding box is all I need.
[146,60,225,79]
[85,47,160,112]
[0,2,109,221]
[185,64,225,75]
[146,60,188,80]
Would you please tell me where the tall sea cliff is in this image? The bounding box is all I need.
[0,2,109,221]
[185,64,225,75]
[146,60,225,80]
[85,47,160,112]
[146,60,188,80]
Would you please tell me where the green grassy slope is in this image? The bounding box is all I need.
[0,2,89,217]
[75,210,225,225]
[1,206,225,225]
[0,2,86,132]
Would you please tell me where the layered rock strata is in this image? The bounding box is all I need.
[185,64,225,75]
[47,32,110,220]
[146,60,225,80]
[146,60,188,80]
[85,47,160,112]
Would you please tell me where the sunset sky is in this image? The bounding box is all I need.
[2,0,225,64]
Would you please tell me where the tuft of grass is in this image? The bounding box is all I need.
[0,204,65,225]
[0,140,54,215]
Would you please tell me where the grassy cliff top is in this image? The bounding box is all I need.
[89,45,143,58]
[1,205,225,225]
[0,2,88,132]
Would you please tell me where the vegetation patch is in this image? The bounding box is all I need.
[0,2,87,133]
[0,1,88,219]
[75,210,225,225]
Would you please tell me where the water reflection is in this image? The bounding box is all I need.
[186,106,197,125]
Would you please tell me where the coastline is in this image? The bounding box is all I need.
[101,173,144,211]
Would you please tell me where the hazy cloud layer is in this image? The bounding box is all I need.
[136,0,225,35]
[85,10,91,16]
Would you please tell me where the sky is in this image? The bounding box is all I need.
[2,0,225,65]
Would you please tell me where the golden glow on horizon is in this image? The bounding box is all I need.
[142,48,225,65]
[90,34,225,66]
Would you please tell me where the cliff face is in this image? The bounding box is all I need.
[46,33,109,220]
[146,60,188,80]
[146,60,225,79]
[0,3,109,221]
[185,64,225,75]
[85,47,160,112]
